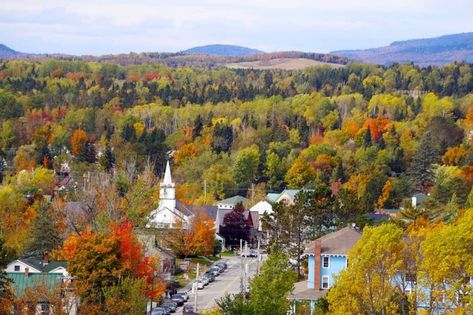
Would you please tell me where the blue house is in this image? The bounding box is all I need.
[289,226,361,309]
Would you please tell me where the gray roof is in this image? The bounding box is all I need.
[217,195,248,206]
[188,204,218,220]
[304,227,361,255]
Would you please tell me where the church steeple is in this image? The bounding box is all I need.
[160,160,176,202]
[163,160,173,185]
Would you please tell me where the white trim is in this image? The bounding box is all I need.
[322,276,329,289]
[322,256,330,269]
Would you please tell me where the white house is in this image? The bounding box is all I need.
[5,253,68,276]
[249,200,273,231]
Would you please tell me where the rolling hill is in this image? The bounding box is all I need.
[0,44,24,59]
[332,32,473,66]
[181,44,265,56]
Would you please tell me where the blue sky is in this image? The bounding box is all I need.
[1,0,472,55]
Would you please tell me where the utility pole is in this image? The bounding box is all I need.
[240,239,244,296]
[194,263,199,313]
[256,238,261,273]
[244,241,249,293]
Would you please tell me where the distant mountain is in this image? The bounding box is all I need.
[0,43,24,59]
[332,32,473,66]
[181,44,265,56]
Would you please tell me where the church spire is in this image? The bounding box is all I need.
[163,160,173,185]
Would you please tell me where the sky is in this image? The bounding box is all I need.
[1,0,473,55]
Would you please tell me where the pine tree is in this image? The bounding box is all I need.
[100,146,115,172]
[331,161,346,183]
[363,126,372,147]
[0,238,13,311]
[26,204,62,254]
[192,115,203,140]
[409,131,439,192]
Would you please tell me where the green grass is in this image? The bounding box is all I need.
[220,251,235,257]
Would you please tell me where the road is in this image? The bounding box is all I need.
[176,255,262,314]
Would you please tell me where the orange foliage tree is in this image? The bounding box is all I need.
[166,210,216,257]
[71,129,88,157]
[59,220,165,311]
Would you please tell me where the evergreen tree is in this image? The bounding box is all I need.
[0,237,13,308]
[80,142,97,163]
[100,146,115,172]
[211,123,234,154]
[192,115,203,140]
[409,131,439,192]
[363,126,372,147]
[26,204,63,253]
[331,160,346,183]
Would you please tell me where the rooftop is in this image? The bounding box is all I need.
[216,195,248,206]
[304,226,361,255]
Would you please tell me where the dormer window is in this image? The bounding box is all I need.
[14,265,20,271]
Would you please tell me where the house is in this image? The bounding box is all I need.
[5,252,68,276]
[5,253,76,314]
[249,200,273,231]
[147,161,218,229]
[289,226,361,309]
[412,193,428,208]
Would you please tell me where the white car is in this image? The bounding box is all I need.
[193,280,204,290]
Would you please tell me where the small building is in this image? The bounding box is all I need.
[5,252,68,276]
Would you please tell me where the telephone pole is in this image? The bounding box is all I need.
[256,238,261,273]
[194,263,199,313]
[240,239,244,296]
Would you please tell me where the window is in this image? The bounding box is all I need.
[14,265,20,272]
[322,276,329,289]
[322,256,329,268]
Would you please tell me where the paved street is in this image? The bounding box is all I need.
[175,255,262,314]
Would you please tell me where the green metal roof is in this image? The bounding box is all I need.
[7,273,63,297]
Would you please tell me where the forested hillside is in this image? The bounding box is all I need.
[0,61,473,253]
[1,57,473,312]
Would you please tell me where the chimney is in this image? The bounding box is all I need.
[43,251,49,266]
[24,267,29,278]
[314,240,321,290]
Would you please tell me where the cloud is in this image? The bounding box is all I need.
[0,0,472,54]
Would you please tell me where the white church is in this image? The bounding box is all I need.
[147,161,217,229]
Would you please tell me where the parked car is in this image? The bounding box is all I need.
[161,300,177,312]
[175,291,189,301]
[151,307,170,315]
[183,304,197,315]
[201,276,209,286]
[193,280,204,289]
[170,294,185,306]
[216,262,227,270]
[206,268,219,277]
[203,272,215,282]
[213,265,224,273]
[250,249,258,257]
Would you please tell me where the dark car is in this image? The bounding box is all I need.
[175,291,189,301]
[161,300,177,312]
[206,268,219,277]
[151,307,170,315]
[170,294,185,306]
[216,262,227,270]
[203,272,215,282]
